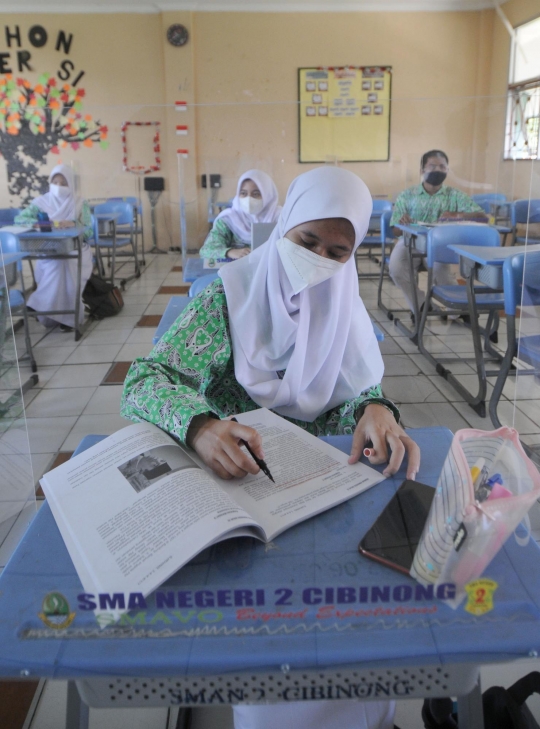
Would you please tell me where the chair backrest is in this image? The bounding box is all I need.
[379,210,395,241]
[189,272,219,297]
[426,224,500,267]
[94,201,134,227]
[0,208,21,225]
[511,199,540,227]
[107,196,142,215]
[503,250,540,316]
[471,194,507,214]
[372,199,392,214]
[251,222,276,250]
[0,231,21,287]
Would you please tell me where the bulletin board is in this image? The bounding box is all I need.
[298,66,392,163]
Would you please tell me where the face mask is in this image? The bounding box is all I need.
[239,196,264,215]
[50,183,70,200]
[423,170,447,187]
[276,236,345,295]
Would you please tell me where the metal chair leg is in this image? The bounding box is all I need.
[489,315,516,428]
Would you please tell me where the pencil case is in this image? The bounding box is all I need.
[410,427,540,608]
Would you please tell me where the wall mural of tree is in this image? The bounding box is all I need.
[0,73,108,205]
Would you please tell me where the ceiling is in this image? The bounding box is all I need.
[0,0,506,13]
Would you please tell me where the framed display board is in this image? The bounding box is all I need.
[298,66,392,163]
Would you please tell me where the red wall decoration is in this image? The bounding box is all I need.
[121,121,161,174]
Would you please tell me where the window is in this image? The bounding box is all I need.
[505,16,540,160]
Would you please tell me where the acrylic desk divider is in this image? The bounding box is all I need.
[0,245,37,564]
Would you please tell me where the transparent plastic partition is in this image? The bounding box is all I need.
[512,158,540,465]
[5,91,540,666]
[0,246,36,556]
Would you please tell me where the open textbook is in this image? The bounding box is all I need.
[40,408,384,615]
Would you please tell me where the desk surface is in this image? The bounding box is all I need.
[18,227,85,239]
[449,243,540,266]
[2,428,540,680]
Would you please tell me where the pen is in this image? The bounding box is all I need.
[231,418,275,483]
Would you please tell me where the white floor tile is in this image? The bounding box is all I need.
[94,316,143,330]
[25,387,97,419]
[79,328,132,345]
[117,304,149,316]
[45,364,111,389]
[125,328,158,344]
[382,375,448,404]
[399,402,469,431]
[382,355,422,377]
[83,385,124,415]
[62,413,130,450]
[143,304,168,316]
[25,416,79,453]
[116,343,153,361]
[496,400,540,434]
[64,344,123,365]
[378,338,404,356]
[34,346,77,367]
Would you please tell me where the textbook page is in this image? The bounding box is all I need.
[217,409,384,541]
[40,423,260,602]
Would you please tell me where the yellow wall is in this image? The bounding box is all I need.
[0,6,538,249]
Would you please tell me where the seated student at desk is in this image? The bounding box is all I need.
[388,149,485,314]
[199,169,281,260]
[14,163,93,331]
[122,166,420,729]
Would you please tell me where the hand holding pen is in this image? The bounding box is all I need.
[231,418,275,483]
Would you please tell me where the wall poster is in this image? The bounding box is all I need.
[298,66,392,163]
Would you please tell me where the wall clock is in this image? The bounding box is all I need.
[166,24,189,47]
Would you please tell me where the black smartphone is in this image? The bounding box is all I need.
[36,211,52,232]
[358,479,435,576]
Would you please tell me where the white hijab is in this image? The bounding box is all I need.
[33,164,82,221]
[216,169,281,243]
[220,166,384,422]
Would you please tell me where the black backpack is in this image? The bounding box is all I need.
[422,672,540,729]
[82,274,124,320]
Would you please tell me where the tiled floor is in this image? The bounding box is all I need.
[2,251,540,728]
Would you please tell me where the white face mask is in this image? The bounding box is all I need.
[50,184,70,200]
[239,195,264,215]
[276,236,345,295]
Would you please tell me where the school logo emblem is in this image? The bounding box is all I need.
[38,592,76,629]
[464,579,498,616]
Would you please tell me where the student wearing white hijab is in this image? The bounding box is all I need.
[15,164,93,330]
[199,169,281,260]
[122,167,420,729]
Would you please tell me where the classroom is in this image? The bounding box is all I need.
[0,0,539,727]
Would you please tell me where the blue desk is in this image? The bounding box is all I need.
[18,227,88,341]
[449,243,540,427]
[153,296,191,344]
[184,258,223,283]
[2,428,540,727]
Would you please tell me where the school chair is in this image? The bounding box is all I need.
[471,193,507,215]
[489,250,540,437]
[510,199,540,246]
[91,202,141,289]
[188,272,219,297]
[107,197,146,266]
[0,231,36,373]
[356,200,392,279]
[417,225,504,414]
[376,210,399,314]
[0,208,22,225]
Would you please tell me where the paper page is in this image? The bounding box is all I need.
[214,409,384,541]
[0,225,33,233]
[40,423,259,602]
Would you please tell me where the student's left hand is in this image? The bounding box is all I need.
[349,403,420,480]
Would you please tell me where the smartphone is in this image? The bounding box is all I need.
[36,211,52,232]
[358,479,435,576]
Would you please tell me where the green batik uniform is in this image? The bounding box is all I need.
[390,184,483,226]
[15,201,93,240]
[121,278,399,445]
[199,218,250,260]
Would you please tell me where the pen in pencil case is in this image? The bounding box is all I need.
[231,418,275,483]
